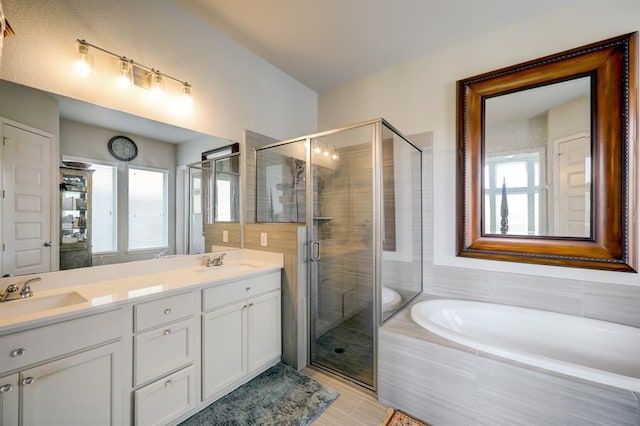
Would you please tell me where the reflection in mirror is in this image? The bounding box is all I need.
[212,154,241,223]
[187,148,241,254]
[0,79,238,275]
[483,77,591,237]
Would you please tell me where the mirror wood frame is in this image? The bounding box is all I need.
[456,32,638,272]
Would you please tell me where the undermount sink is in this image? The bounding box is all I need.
[195,262,260,275]
[0,291,88,320]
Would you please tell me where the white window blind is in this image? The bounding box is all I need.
[91,163,117,253]
[128,167,168,250]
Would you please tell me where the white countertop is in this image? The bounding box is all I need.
[0,249,283,333]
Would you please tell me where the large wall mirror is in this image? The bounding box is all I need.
[0,79,239,276]
[457,32,637,272]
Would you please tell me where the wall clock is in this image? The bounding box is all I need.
[108,136,138,161]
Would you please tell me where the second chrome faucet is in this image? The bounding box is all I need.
[203,253,226,267]
[0,277,41,302]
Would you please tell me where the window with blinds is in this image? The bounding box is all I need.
[128,167,168,250]
[91,163,118,253]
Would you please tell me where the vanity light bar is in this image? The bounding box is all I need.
[74,39,193,105]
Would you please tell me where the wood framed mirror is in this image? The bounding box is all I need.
[457,32,638,272]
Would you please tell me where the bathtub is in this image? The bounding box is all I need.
[411,299,640,392]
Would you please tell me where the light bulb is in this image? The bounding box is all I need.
[313,145,321,154]
[148,70,165,99]
[178,83,193,109]
[74,41,92,78]
[323,150,329,157]
[116,58,133,89]
[332,152,338,160]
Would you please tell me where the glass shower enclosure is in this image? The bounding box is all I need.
[256,119,422,390]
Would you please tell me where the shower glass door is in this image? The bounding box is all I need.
[309,123,376,389]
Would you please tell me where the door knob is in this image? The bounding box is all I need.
[44,241,53,247]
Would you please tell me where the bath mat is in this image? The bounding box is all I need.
[380,408,429,426]
[179,363,339,426]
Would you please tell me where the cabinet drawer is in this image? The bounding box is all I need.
[135,365,196,426]
[202,272,280,312]
[0,309,122,373]
[134,318,194,386]
[134,292,195,332]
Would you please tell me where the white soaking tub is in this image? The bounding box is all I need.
[411,299,640,392]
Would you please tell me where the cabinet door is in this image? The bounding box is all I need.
[247,290,281,372]
[0,373,18,426]
[21,341,122,426]
[202,301,247,400]
[135,365,196,426]
[134,317,194,386]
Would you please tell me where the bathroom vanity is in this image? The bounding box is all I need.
[0,249,283,426]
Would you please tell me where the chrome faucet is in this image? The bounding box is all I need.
[203,253,226,267]
[0,277,40,302]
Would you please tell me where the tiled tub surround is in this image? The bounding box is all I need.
[379,296,640,426]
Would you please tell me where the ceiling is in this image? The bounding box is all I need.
[174,0,574,93]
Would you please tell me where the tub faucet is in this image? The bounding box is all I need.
[0,277,40,302]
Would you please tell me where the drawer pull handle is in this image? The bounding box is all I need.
[245,287,251,292]
[0,384,12,393]
[164,308,173,315]
[165,379,173,387]
[22,377,34,385]
[164,329,171,335]
[10,348,26,357]
[242,304,247,309]
[248,303,254,307]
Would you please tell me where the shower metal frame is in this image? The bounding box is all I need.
[254,118,423,392]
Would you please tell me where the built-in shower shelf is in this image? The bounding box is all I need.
[313,217,333,221]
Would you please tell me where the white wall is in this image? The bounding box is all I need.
[0,0,317,143]
[318,0,640,286]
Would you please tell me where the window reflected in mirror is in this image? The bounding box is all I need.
[483,77,591,238]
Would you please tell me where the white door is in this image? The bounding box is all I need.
[247,291,281,372]
[555,134,591,237]
[20,341,121,426]
[202,301,247,400]
[2,123,52,275]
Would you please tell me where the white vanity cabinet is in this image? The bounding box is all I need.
[202,272,281,401]
[0,309,123,426]
[0,373,18,426]
[133,292,197,426]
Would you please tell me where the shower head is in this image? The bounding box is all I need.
[292,158,305,185]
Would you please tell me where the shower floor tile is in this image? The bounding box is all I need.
[313,309,374,386]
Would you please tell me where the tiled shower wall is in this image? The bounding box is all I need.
[317,142,374,332]
[416,133,640,329]
[382,132,425,299]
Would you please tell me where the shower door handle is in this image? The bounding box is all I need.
[310,240,321,261]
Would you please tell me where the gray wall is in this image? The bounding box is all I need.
[60,118,177,264]
[0,80,59,137]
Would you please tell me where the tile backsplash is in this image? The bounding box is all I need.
[429,265,640,328]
